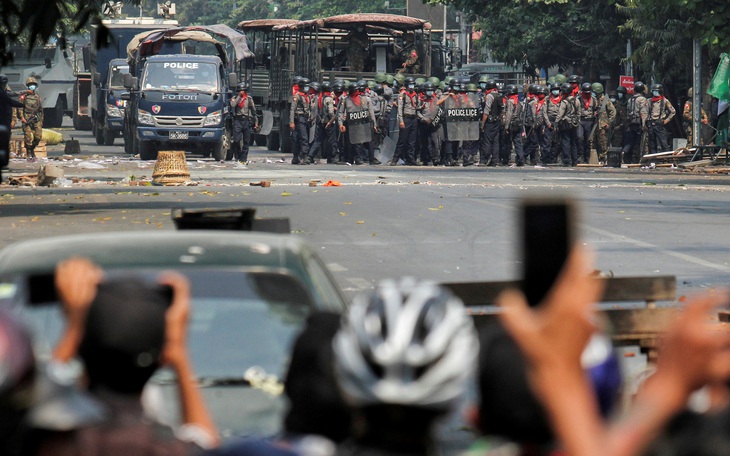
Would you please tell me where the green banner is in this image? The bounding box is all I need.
[707,53,730,102]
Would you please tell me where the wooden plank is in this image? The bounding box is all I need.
[443,276,676,308]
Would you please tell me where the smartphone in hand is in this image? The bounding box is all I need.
[520,198,575,307]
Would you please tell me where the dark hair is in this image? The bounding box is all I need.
[284,311,352,442]
[477,323,554,445]
[79,278,168,394]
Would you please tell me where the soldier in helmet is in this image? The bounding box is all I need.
[391,76,419,165]
[682,87,708,146]
[230,82,258,164]
[647,83,676,154]
[20,76,44,161]
[576,82,598,164]
[503,84,525,166]
[621,81,649,163]
[290,77,311,164]
[591,82,616,164]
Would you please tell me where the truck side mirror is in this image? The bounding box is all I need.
[93,72,101,85]
[123,74,137,90]
[228,72,238,89]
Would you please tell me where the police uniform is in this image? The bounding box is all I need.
[503,93,525,166]
[555,96,575,166]
[522,95,540,165]
[543,92,563,164]
[392,87,418,165]
[647,95,676,154]
[533,93,549,165]
[338,90,375,165]
[417,92,441,165]
[21,89,44,159]
[290,89,311,164]
[576,93,598,164]
[479,90,502,166]
[621,93,649,164]
[308,90,340,164]
[230,89,257,162]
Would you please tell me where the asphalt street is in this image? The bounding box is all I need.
[2,119,729,300]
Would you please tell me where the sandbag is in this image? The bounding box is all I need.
[42,129,63,145]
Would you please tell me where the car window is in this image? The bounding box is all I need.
[303,252,347,311]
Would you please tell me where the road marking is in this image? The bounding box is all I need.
[586,225,730,273]
[327,263,348,272]
[347,278,372,289]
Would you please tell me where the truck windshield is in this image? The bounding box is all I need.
[142,62,219,92]
[109,64,129,88]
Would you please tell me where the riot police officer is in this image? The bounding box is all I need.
[230,82,258,164]
[338,82,376,165]
[621,81,649,164]
[391,76,418,165]
[289,77,311,164]
[576,82,598,164]
[479,79,501,166]
[647,83,676,154]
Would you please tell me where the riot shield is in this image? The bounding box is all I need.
[258,110,273,136]
[442,94,480,142]
[375,135,396,164]
[344,100,372,145]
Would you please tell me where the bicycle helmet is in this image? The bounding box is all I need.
[333,278,477,411]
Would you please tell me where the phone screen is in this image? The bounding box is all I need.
[520,199,574,307]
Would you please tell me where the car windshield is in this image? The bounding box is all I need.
[141,61,219,92]
[109,64,129,88]
[7,269,311,382]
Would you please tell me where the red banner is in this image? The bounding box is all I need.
[620,75,635,95]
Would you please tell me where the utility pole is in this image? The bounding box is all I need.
[692,39,702,148]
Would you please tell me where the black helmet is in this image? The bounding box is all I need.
[633,81,646,94]
[404,76,416,87]
[298,77,311,90]
[321,81,332,92]
[309,81,321,93]
[506,84,519,95]
[347,82,358,93]
[616,85,628,95]
[568,74,581,84]
[449,78,460,88]
[537,85,549,95]
[581,82,592,93]
[373,83,384,95]
[484,79,497,90]
[357,80,368,91]
[560,82,573,94]
[332,82,344,93]
[528,84,538,95]
[293,75,303,85]
[550,83,562,93]
[421,81,435,92]
[236,82,249,92]
[651,83,663,94]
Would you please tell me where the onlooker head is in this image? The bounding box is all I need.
[78,278,169,394]
[333,277,477,451]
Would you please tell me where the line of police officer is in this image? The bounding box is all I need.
[285,72,676,167]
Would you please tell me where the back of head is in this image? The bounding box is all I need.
[478,323,553,445]
[79,278,168,394]
[284,311,351,443]
[333,278,477,414]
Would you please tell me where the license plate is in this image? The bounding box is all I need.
[170,131,188,140]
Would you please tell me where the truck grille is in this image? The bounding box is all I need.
[154,115,205,128]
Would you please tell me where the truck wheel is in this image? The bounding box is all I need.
[95,122,105,145]
[139,142,157,160]
[103,127,115,146]
[266,132,280,151]
[254,134,266,146]
[212,130,230,161]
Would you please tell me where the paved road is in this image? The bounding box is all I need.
[2,119,729,300]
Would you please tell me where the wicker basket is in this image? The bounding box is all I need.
[152,151,190,185]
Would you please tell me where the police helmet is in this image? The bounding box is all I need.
[616,85,628,95]
[560,82,573,94]
[309,81,321,93]
[357,80,368,91]
[448,78,460,88]
[293,75,303,85]
[428,76,440,86]
[591,82,604,94]
[633,81,646,94]
[332,82,345,93]
[236,82,249,92]
[528,84,538,95]
[321,81,332,92]
[484,79,497,91]
[373,83,384,95]
[404,76,416,85]
[568,74,581,84]
[506,84,519,95]
[538,85,549,95]
[550,82,562,92]
[298,77,311,90]
[581,82,592,93]
[651,83,663,94]
[26,76,38,86]
[554,74,567,84]
[374,73,387,84]
[347,82,358,93]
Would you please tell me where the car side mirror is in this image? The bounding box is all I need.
[123,74,136,90]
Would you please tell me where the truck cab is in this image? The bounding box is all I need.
[95,58,129,145]
[124,54,232,160]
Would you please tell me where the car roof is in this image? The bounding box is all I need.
[0,231,312,275]
[146,54,222,63]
